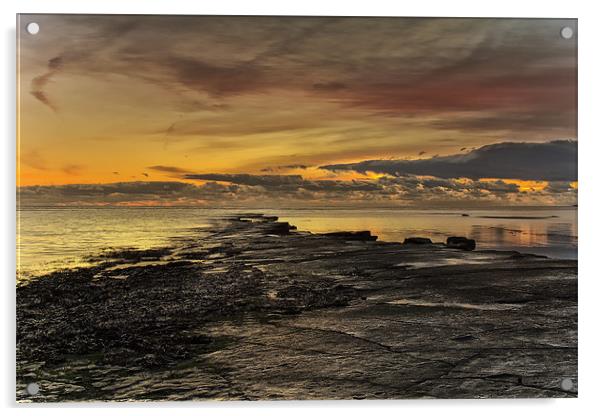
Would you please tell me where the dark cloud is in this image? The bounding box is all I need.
[18,181,240,206]
[21,181,193,198]
[181,172,550,205]
[341,67,576,117]
[431,110,577,134]
[279,164,310,170]
[184,173,381,193]
[260,164,310,172]
[147,165,191,174]
[168,57,267,98]
[321,140,577,181]
[370,176,526,205]
[545,181,576,194]
[185,173,304,187]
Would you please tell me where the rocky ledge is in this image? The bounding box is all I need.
[16,214,577,401]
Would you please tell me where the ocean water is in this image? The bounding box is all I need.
[16,207,577,280]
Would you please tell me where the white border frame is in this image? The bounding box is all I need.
[2,1,600,414]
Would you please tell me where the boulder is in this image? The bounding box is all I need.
[446,236,476,251]
[403,237,432,245]
[266,222,295,235]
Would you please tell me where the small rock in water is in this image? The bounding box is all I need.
[322,231,377,241]
[446,236,476,251]
[403,237,432,245]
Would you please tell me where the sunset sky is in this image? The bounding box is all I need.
[17,15,577,207]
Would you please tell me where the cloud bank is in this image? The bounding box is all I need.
[18,174,576,208]
[321,140,577,181]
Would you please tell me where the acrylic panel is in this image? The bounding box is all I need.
[16,14,577,401]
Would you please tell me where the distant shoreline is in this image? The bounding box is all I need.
[16,205,579,210]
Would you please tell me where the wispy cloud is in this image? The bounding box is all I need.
[61,164,84,175]
[147,165,191,174]
[23,16,576,135]
[30,56,63,112]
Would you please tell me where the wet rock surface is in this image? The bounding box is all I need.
[16,214,577,401]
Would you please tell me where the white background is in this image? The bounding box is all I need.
[1,0,600,414]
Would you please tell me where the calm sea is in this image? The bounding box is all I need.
[16,207,577,280]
